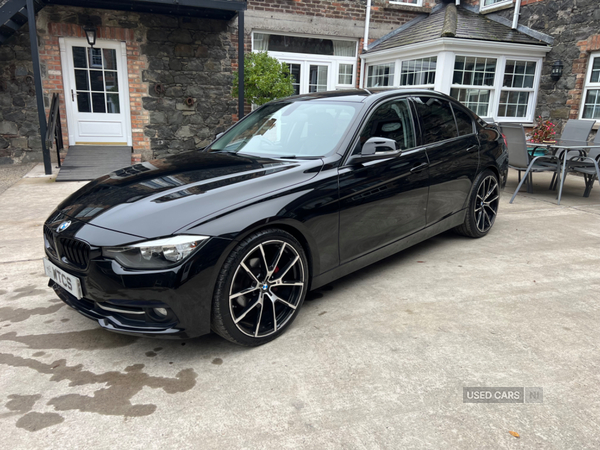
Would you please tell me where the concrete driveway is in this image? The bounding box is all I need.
[1,165,599,449]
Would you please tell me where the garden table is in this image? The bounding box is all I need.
[509,139,600,205]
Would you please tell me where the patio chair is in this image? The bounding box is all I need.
[548,119,595,190]
[560,119,595,141]
[501,123,560,195]
[568,130,600,197]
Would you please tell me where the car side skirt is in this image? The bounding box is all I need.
[310,211,466,290]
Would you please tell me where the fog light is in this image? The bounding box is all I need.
[154,307,168,317]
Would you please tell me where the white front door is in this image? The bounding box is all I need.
[61,38,132,145]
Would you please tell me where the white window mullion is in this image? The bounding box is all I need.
[435,51,454,94]
[491,55,505,120]
[393,59,401,86]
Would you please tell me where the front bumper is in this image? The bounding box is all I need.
[45,226,233,339]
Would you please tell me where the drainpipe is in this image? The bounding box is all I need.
[360,57,366,89]
[363,0,372,50]
[238,10,245,120]
[512,0,522,29]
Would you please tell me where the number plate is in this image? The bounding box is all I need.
[43,258,83,299]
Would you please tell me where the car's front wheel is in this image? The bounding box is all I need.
[211,229,309,346]
[455,169,500,238]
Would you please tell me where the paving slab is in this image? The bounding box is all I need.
[0,167,599,449]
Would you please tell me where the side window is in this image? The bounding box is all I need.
[355,99,416,154]
[452,104,475,136]
[413,96,458,144]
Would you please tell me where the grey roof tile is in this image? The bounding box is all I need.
[366,3,547,54]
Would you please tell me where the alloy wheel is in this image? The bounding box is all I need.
[228,239,306,338]
[475,175,499,233]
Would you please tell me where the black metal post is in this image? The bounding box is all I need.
[26,0,51,174]
[237,10,245,120]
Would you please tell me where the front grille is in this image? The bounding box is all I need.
[57,237,90,269]
[44,225,57,258]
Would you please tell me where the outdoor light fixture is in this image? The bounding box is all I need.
[84,25,97,47]
[551,60,563,81]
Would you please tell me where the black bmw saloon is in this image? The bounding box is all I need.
[43,89,508,346]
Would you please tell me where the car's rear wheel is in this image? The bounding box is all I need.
[455,169,500,238]
[211,229,309,346]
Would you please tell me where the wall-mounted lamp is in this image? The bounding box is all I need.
[551,60,563,81]
[84,25,97,48]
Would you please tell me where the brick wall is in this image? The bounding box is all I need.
[230,0,434,116]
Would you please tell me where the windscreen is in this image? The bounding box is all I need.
[207,101,360,158]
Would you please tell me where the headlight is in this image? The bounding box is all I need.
[102,235,209,269]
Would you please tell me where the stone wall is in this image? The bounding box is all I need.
[491,0,600,131]
[0,26,42,165]
[140,15,237,158]
[0,5,237,164]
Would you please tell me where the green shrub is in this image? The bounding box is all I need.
[232,52,295,106]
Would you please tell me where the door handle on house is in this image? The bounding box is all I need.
[71,90,74,101]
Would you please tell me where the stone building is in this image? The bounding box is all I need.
[0,0,246,168]
[356,0,600,131]
[1,0,599,168]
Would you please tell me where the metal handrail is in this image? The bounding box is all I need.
[45,92,64,168]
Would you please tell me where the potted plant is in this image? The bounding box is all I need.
[529,116,556,143]
[232,52,295,107]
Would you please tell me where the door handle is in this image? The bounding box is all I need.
[466,145,478,153]
[71,90,74,102]
[410,162,429,173]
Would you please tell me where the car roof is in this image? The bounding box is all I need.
[279,88,452,105]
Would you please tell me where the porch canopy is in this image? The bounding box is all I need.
[0,0,247,174]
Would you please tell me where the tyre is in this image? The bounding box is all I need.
[211,229,309,346]
[454,169,500,238]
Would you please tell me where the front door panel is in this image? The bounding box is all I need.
[338,98,429,264]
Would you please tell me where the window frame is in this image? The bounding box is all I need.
[579,52,600,122]
[389,0,423,6]
[479,0,513,13]
[366,62,396,88]
[399,56,437,88]
[447,54,542,123]
[251,31,358,94]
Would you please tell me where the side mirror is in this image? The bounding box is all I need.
[347,137,401,165]
[362,137,397,155]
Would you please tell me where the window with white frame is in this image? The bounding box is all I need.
[581,53,600,120]
[480,0,512,11]
[497,60,537,118]
[253,32,357,94]
[366,63,395,88]
[338,63,354,86]
[389,0,423,6]
[400,57,436,86]
[450,56,497,117]
[362,45,545,122]
[448,56,539,120]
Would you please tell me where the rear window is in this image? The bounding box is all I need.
[452,104,475,136]
[413,96,457,144]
